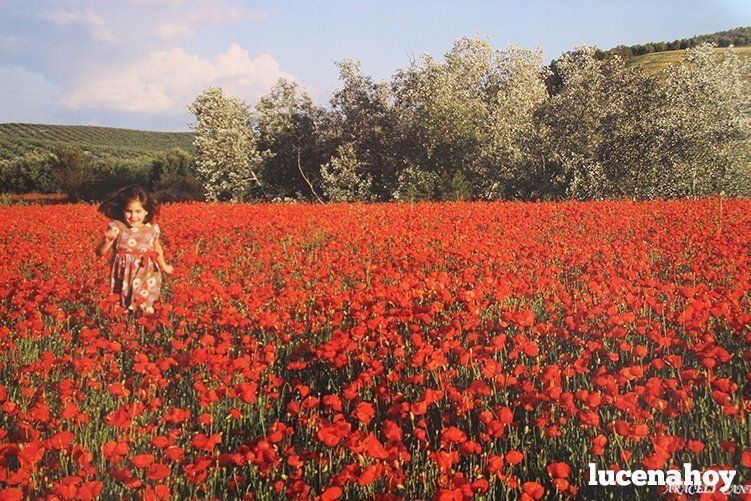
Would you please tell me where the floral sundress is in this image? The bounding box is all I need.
[107,219,162,314]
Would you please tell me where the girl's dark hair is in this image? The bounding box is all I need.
[98,185,158,223]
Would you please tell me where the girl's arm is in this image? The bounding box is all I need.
[95,223,119,257]
[153,235,174,275]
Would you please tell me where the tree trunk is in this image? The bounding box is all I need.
[297,147,323,203]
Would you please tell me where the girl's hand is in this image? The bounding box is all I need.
[162,263,174,275]
[104,225,120,243]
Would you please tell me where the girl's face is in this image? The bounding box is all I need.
[123,199,148,227]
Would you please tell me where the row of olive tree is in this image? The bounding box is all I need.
[0,146,203,201]
[189,39,751,202]
[601,26,751,59]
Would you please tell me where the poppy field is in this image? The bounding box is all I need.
[0,199,750,500]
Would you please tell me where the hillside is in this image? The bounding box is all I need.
[0,123,195,161]
[602,26,751,58]
[626,45,751,78]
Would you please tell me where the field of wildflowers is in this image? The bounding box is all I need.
[0,200,749,500]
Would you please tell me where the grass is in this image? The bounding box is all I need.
[626,46,751,78]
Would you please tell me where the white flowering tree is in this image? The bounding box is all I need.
[320,143,373,202]
[657,44,751,197]
[189,87,264,202]
[542,46,666,199]
[543,43,751,200]
[392,37,549,200]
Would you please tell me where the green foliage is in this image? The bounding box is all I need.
[51,146,89,201]
[150,148,205,202]
[51,148,150,202]
[78,158,152,201]
[0,124,202,200]
[327,60,400,200]
[189,87,264,202]
[437,169,473,201]
[274,40,751,202]
[393,165,440,202]
[656,44,751,197]
[0,151,57,193]
[255,78,331,200]
[149,148,194,186]
[393,38,549,199]
[320,143,373,202]
[542,44,751,200]
[11,145,199,202]
[542,47,665,199]
[0,123,194,162]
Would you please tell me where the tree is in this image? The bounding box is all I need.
[149,148,203,202]
[656,44,751,197]
[541,46,663,199]
[392,41,486,200]
[52,146,88,201]
[327,60,399,200]
[392,37,549,200]
[149,148,195,187]
[255,78,329,201]
[188,87,263,202]
[320,143,373,202]
[0,151,57,193]
[474,44,549,198]
[393,165,440,202]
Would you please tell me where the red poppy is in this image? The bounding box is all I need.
[506,450,524,466]
[130,454,154,468]
[547,462,570,479]
[321,486,342,500]
[521,481,545,500]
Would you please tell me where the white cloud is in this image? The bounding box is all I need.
[2,35,26,50]
[155,22,193,40]
[152,1,267,41]
[42,9,115,42]
[246,9,268,22]
[0,65,63,123]
[62,44,295,113]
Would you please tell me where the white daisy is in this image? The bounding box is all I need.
[128,238,137,247]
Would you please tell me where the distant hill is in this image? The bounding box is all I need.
[601,26,751,59]
[0,123,195,161]
[626,45,751,78]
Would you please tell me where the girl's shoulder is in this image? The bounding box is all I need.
[147,222,160,234]
[107,219,126,232]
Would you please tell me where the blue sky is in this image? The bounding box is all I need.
[1,0,750,131]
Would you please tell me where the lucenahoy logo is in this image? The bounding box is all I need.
[588,463,736,492]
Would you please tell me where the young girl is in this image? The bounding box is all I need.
[95,185,174,315]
